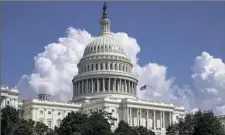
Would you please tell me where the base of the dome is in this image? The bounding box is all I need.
[72,93,137,103]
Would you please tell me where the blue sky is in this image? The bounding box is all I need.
[2,2,225,90]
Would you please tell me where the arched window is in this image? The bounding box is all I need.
[39,118,44,123]
[56,119,61,127]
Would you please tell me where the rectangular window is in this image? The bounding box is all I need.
[47,121,52,128]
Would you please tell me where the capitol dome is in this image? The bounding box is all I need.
[72,3,138,102]
[83,35,125,57]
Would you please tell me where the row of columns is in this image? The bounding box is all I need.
[126,107,173,130]
[73,78,137,97]
[79,62,132,74]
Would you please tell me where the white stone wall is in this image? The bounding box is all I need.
[0,86,19,109]
[22,99,82,128]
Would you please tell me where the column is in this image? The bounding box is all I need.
[120,79,122,93]
[127,81,130,94]
[134,83,137,95]
[91,79,94,93]
[153,110,156,130]
[140,108,142,126]
[130,108,133,126]
[160,111,162,129]
[113,78,116,92]
[44,109,46,124]
[74,83,76,96]
[127,107,130,124]
[86,80,88,93]
[103,78,105,92]
[136,108,138,126]
[81,81,83,94]
[31,108,36,120]
[146,109,149,129]
[74,83,76,97]
[169,112,172,126]
[108,78,110,92]
[97,78,99,93]
[52,109,54,128]
[36,108,38,121]
[162,111,165,128]
[77,82,80,95]
[83,80,86,94]
[130,82,133,94]
[125,80,127,93]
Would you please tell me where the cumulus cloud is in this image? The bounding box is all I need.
[16,27,225,115]
[191,52,225,115]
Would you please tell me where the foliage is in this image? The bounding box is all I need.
[114,121,133,135]
[134,126,156,135]
[166,110,225,135]
[1,106,49,135]
[1,106,20,135]
[55,109,116,135]
[14,119,49,135]
[114,121,155,135]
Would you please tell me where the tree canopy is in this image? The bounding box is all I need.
[114,121,155,135]
[55,109,115,135]
[166,110,225,135]
[1,106,20,135]
[1,105,49,135]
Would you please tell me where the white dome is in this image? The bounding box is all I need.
[83,35,125,57]
[72,4,138,102]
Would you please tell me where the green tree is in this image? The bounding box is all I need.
[166,110,225,135]
[134,126,155,135]
[114,121,133,135]
[1,106,49,135]
[55,109,115,135]
[55,111,89,135]
[1,105,20,135]
[14,119,49,135]
[88,110,115,135]
[114,121,155,135]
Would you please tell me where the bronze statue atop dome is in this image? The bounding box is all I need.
[103,2,107,13]
[102,2,108,19]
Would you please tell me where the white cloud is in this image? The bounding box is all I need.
[16,27,225,115]
[191,52,225,115]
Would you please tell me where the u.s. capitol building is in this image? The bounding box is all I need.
[1,3,186,135]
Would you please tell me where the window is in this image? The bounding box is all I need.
[40,110,43,115]
[105,63,108,70]
[48,111,51,115]
[110,63,113,70]
[112,109,115,113]
[58,112,61,116]
[96,64,98,70]
[101,63,103,70]
[47,120,52,128]
[39,118,44,123]
[56,119,61,127]
[7,101,9,105]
